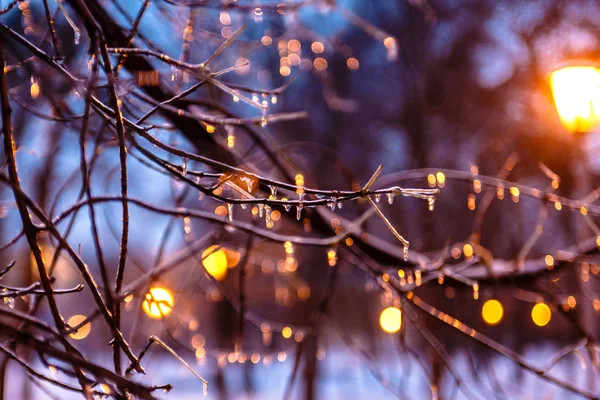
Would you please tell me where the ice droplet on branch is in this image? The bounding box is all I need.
[227,203,233,222]
[269,185,277,197]
[428,197,435,211]
[403,245,409,261]
[328,197,337,211]
[296,193,304,220]
[387,193,395,204]
[181,157,188,177]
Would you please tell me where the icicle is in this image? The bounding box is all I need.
[184,216,192,240]
[337,201,343,209]
[374,193,381,203]
[252,93,259,103]
[271,95,278,104]
[386,193,394,204]
[265,206,271,224]
[259,93,269,127]
[239,176,254,193]
[383,37,398,61]
[284,204,291,212]
[227,203,233,222]
[260,107,268,127]
[227,130,235,148]
[428,197,435,211]
[269,185,277,197]
[74,29,81,45]
[262,323,272,346]
[403,245,409,261]
[203,382,208,397]
[240,203,247,210]
[258,204,264,218]
[328,200,335,211]
[297,193,304,220]
[3,297,14,309]
[181,157,188,176]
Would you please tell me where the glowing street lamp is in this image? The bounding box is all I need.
[549,65,600,133]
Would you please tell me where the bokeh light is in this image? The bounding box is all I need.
[379,307,402,334]
[202,245,228,280]
[67,314,91,340]
[142,287,174,319]
[481,299,503,326]
[550,65,600,133]
[531,303,551,327]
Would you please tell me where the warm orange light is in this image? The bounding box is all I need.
[202,245,228,280]
[282,326,292,338]
[142,287,174,318]
[67,315,91,340]
[550,65,600,133]
[531,303,551,326]
[481,299,503,326]
[379,307,402,333]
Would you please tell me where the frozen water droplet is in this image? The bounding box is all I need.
[240,176,254,193]
[258,204,264,218]
[428,197,435,211]
[337,201,343,209]
[327,197,337,211]
[265,206,271,224]
[227,203,233,222]
[181,157,188,176]
[74,29,81,45]
[3,297,14,309]
[252,94,259,102]
[403,245,409,261]
[375,194,381,203]
[260,116,268,127]
[203,382,208,397]
[284,204,291,212]
[269,185,277,197]
[184,217,192,240]
[387,193,394,204]
[271,95,278,104]
[240,203,247,210]
[296,193,304,221]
